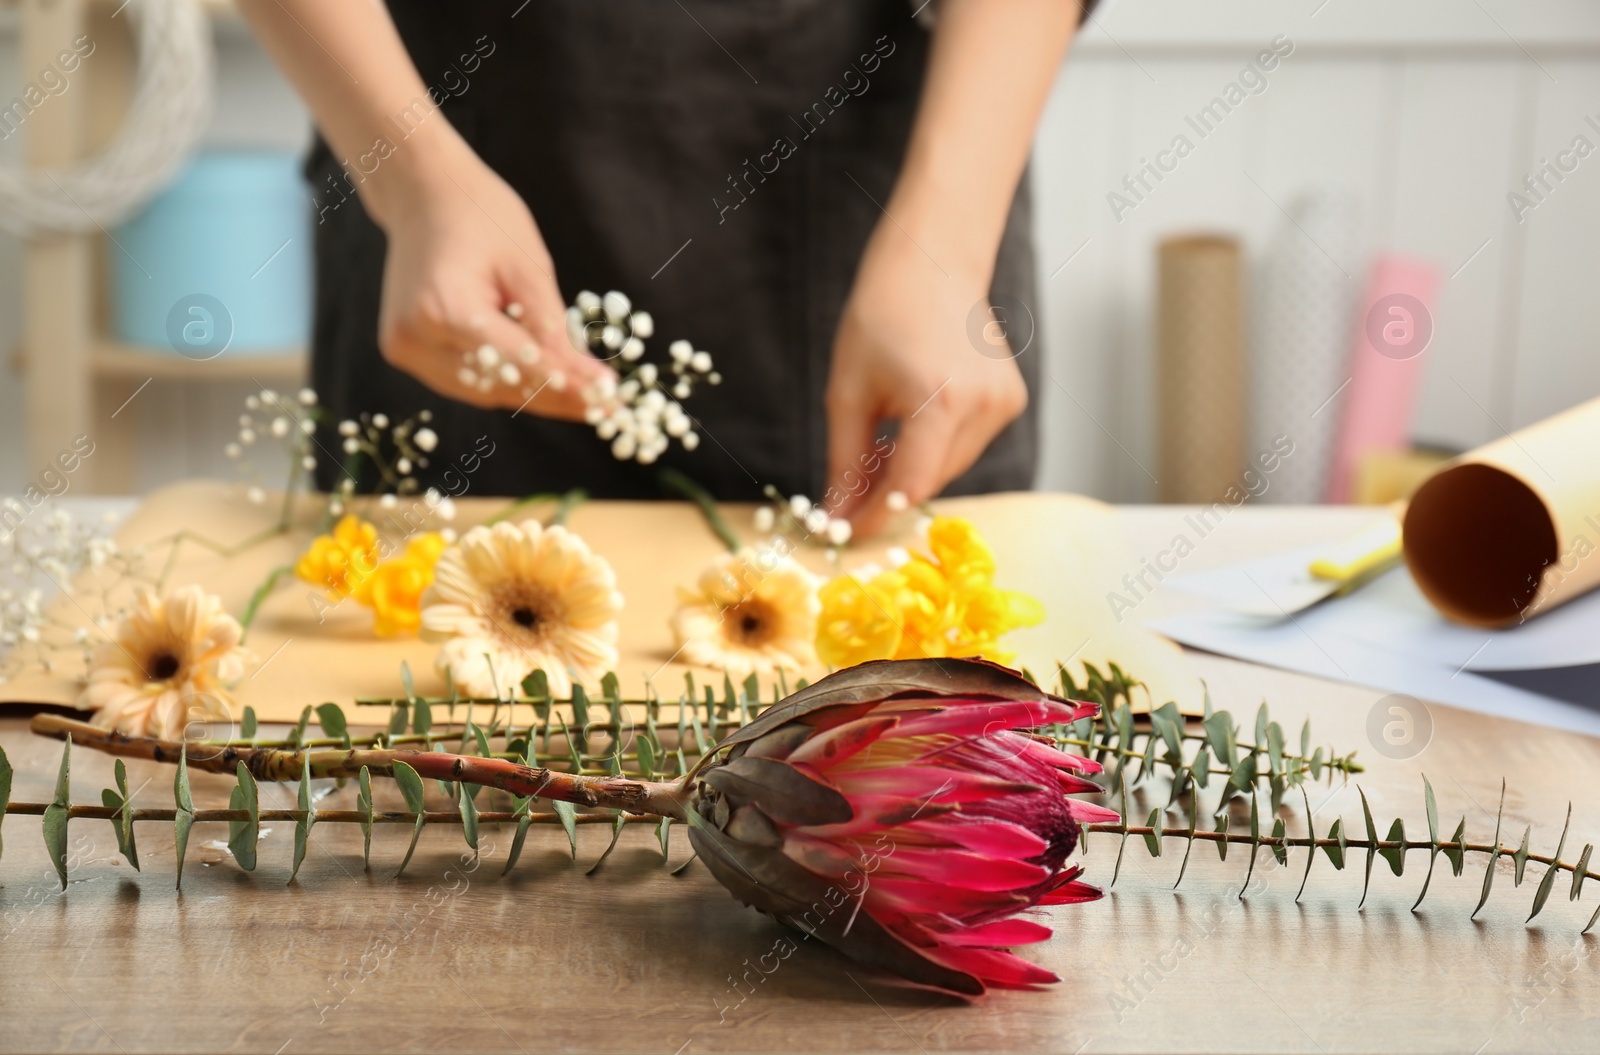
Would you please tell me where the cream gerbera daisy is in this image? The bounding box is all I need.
[80,585,249,740]
[670,547,821,676]
[420,520,623,699]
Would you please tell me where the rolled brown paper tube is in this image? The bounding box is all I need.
[1157,235,1246,503]
[1403,396,1600,627]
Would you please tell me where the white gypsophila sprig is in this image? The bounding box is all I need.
[751,486,853,553]
[454,301,562,398]
[570,289,718,465]
[0,507,145,684]
[329,408,440,518]
[226,387,322,507]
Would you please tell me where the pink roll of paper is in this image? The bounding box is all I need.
[1324,255,1441,503]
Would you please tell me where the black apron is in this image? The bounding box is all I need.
[307,0,1061,501]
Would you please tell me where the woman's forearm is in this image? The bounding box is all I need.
[887,0,1082,285]
[235,0,471,229]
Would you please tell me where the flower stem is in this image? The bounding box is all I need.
[549,488,587,528]
[29,715,689,821]
[483,492,562,527]
[659,468,741,553]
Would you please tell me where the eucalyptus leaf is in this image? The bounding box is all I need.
[291,704,312,748]
[552,799,578,859]
[1472,784,1506,920]
[241,706,258,740]
[1445,819,1467,877]
[358,766,374,870]
[1324,817,1346,869]
[174,750,194,890]
[388,703,408,737]
[1240,791,1260,900]
[1528,805,1571,922]
[1359,787,1378,909]
[414,699,433,737]
[586,812,628,875]
[1514,826,1532,885]
[316,702,350,746]
[1214,815,1229,861]
[227,762,259,872]
[1571,844,1593,902]
[0,743,11,862]
[400,659,417,703]
[1380,819,1406,877]
[1295,786,1315,901]
[458,780,480,855]
[1270,818,1288,866]
[637,736,656,778]
[1143,808,1163,858]
[503,797,534,876]
[658,816,672,861]
[290,764,314,884]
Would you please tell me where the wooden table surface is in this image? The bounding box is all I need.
[3,506,1598,1055]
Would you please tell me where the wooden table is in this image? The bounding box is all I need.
[2,506,1597,1054]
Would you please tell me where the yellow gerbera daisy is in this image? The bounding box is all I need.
[420,520,622,699]
[670,547,820,676]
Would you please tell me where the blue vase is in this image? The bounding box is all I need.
[111,150,312,357]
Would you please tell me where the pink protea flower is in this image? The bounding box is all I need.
[685,657,1119,996]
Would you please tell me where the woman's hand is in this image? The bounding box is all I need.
[825,228,1028,538]
[368,142,613,418]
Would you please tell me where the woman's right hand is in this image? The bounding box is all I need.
[366,140,613,418]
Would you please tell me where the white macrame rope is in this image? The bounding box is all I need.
[0,0,213,237]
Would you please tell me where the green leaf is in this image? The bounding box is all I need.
[1514,826,1532,885]
[1109,777,1132,888]
[522,667,550,702]
[43,737,72,889]
[1227,754,1258,795]
[1324,817,1347,870]
[1174,788,1199,889]
[414,698,433,737]
[503,797,534,876]
[227,762,259,872]
[1412,777,1440,910]
[1266,721,1285,778]
[570,684,591,752]
[1240,791,1260,900]
[458,779,479,856]
[291,704,312,748]
[1191,745,1211,790]
[1473,782,1506,920]
[1214,814,1229,861]
[1380,819,1406,877]
[468,721,491,758]
[552,799,578,859]
[0,743,11,863]
[1570,844,1593,902]
[110,759,139,870]
[1295,786,1315,901]
[586,812,628,875]
[1359,787,1378,909]
[1270,817,1288,866]
[387,703,408,737]
[1568,845,1593,902]
[316,703,351,747]
[241,706,258,740]
[1310,747,1325,781]
[400,659,417,703]
[1528,804,1571,922]
[1143,808,1163,858]
[1445,819,1468,877]
[290,765,314,884]
[394,759,427,879]
[1253,702,1269,754]
[1299,718,1311,760]
[637,736,656,778]
[174,750,194,890]
[1151,701,1183,758]
[358,766,374,870]
[658,816,673,861]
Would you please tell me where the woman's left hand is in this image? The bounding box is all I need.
[824,228,1028,538]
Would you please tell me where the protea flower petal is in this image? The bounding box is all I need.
[685,657,1110,997]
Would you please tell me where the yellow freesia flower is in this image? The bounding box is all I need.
[815,516,1044,669]
[294,515,383,600]
[354,532,449,637]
